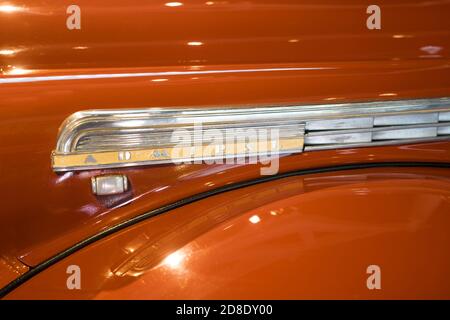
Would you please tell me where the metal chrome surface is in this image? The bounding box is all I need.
[55,98,450,153]
[91,175,129,196]
[52,98,450,171]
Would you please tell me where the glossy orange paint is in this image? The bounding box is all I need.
[0,256,28,289]
[5,167,450,299]
[0,0,450,294]
[2,1,450,69]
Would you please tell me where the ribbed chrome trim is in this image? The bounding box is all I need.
[304,111,450,150]
[304,136,450,151]
[52,98,450,172]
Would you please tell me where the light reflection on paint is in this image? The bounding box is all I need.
[162,250,186,269]
[0,49,16,56]
[79,204,99,216]
[152,185,170,192]
[249,215,261,224]
[0,67,329,84]
[223,224,233,231]
[189,65,204,70]
[337,149,356,155]
[0,4,24,13]
[187,41,204,46]
[55,172,74,184]
[3,66,32,75]
[151,78,169,82]
[165,2,183,7]
[379,93,397,97]
[420,45,442,55]
[126,246,136,253]
[392,34,412,39]
[73,46,88,50]
[353,188,370,196]
[419,45,443,58]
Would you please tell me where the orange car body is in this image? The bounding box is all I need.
[0,0,449,299]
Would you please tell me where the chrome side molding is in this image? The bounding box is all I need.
[304,112,450,151]
[52,98,450,172]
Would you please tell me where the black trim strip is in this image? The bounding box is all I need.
[1,161,450,298]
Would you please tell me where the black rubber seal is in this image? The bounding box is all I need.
[1,161,449,298]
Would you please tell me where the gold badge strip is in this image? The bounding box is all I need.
[52,137,304,171]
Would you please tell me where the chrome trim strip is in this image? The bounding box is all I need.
[52,98,450,172]
[56,98,450,153]
[304,136,450,151]
[305,122,450,137]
